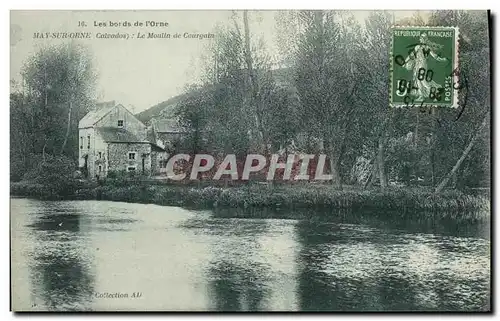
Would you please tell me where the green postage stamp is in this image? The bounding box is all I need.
[390,26,460,108]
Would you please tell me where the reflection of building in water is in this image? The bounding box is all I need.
[205,213,299,311]
[29,202,95,311]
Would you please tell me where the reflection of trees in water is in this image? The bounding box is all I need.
[295,220,490,311]
[295,220,420,311]
[196,207,489,311]
[215,206,489,239]
[433,236,490,310]
[208,262,269,311]
[296,220,351,311]
[415,267,490,311]
[200,212,271,311]
[30,202,94,311]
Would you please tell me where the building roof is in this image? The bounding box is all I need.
[96,127,166,151]
[96,127,142,143]
[79,101,118,128]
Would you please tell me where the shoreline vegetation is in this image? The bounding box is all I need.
[10,178,490,224]
[10,11,491,229]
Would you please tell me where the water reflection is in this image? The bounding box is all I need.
[11,198,490,311]
[26,202,95,311]
[200,218,272,311]
[295,220,490,311]
[213,207,490,239]
[208,262,268,311]
[184,216,300,311]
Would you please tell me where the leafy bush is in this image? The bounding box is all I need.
[11,182,52,198]
[105,170,143,186]
[10,175,490,223]
[20,154,81,197]
[23,154,75,184]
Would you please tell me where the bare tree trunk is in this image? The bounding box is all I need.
[369,110,392,191]
[60,100,73,155]
[44,65,48,108]
[431,149,435,186]
[377,136,388,191]
[413,110,419,182]
[213,53,218,83]
[243,10,265,152]
[329,155,342,189]
[363,161,378,189]
[430,108,439,186]
[414,111,419,148]
[42,143,47,162]
[325,138,342,189]
[435,114,489,193]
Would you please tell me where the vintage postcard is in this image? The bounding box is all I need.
[10,10,491,312]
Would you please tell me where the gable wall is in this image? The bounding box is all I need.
[96,105,147,140]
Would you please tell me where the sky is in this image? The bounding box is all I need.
[10,10,431,113]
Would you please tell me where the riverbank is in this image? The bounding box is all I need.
[10,179,490,223]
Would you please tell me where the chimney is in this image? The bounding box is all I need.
[95,100,116,110]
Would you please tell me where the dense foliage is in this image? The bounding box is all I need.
[10,11,490,194]
[174,10,490,191]
[10,43,97,181]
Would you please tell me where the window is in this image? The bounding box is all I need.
[128,152,136,160]
[118,120,124,127]
[127,166,136,172]
[98,152,102,159]
[80,137,83,149]
[87,135,91,149]
[98,165,102,172]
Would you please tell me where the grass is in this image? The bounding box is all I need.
[10,179,490,224]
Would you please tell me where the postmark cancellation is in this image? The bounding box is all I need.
[390,26,460,108]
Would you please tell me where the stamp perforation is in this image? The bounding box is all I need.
[390,25,460,109]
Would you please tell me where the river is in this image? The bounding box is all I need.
[10,198,490,311]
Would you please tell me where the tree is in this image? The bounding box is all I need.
[435,113,489,193]
[177,12,281,157]
[11,42,97,181]
[20,42,97,157]
[293,11,362,188]
[354,11,394,190]
[428,11,491,190]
